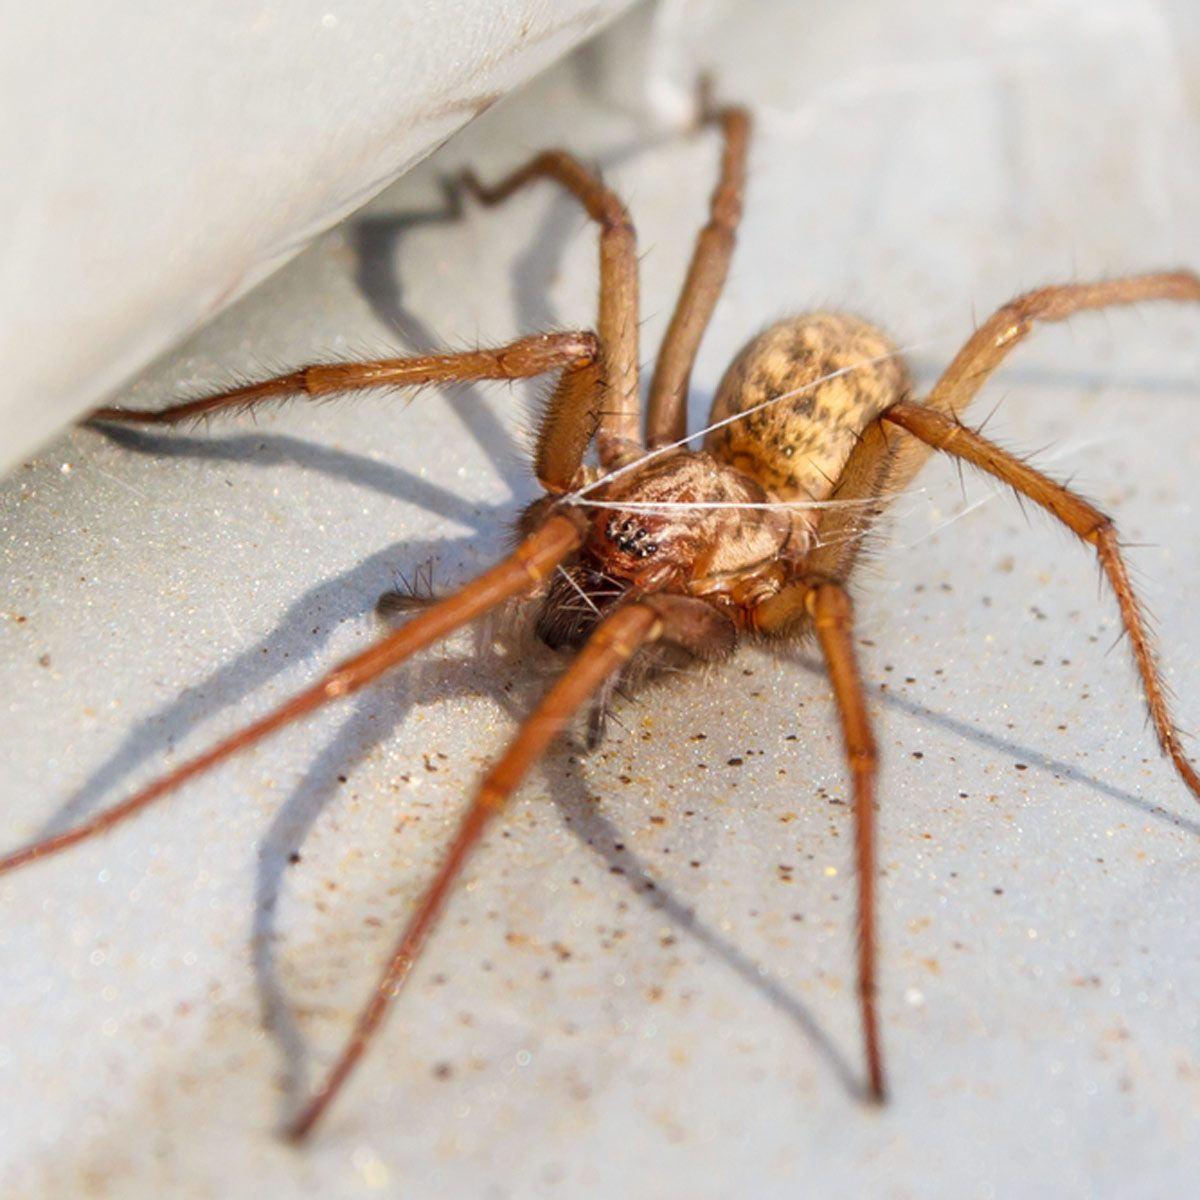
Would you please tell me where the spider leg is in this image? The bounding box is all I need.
[805,420,898,582]
[752,579,884,1101]
[0,515,583,877]
[887,271,1200,493]
[645,102,750,449]
[286,601,663,1141]
[804,271,1200,595]
[461,153,641,466]
[90,332,601,493]
[884,399,1200,802]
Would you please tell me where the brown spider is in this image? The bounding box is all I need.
[2,98,1198,1142]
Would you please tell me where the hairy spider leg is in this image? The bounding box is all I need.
[882,270,1200,800]
[461,150,642,467]
[884,399,1200,801]
[0,515,582,877]
[751,269,1200,1102]
[287,602,663,1140]
[751,579,884,1100]
[888,272,1200,492]
[90,332,602,494]
[646,101,750,449]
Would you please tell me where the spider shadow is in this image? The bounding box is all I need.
[252,623,1197,1122]
[351,123,701,485]
[779,647,1200,839]
[32,423,515,848]
[542,742,865,1098]
[44,159,597,850]
[91,421,496,526]
[45,167,638,1118]
[483,124,715,342]
[26,431,529,1120]
[73,410,560,1125]
[423,641,864,1100]
[352,186,531,497]
[252,643,524,1117]
[259,636,864,1122]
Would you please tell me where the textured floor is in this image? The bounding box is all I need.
[2,2,1199,1196]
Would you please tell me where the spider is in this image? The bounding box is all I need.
[2,95,1198,1142]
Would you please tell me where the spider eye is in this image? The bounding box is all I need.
[603,512,660,558]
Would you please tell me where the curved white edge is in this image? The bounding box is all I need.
[0,0,639,473]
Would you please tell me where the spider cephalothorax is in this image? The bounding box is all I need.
[536,444,797,650]
[2,95,1197,1144]
[534,309,912,662]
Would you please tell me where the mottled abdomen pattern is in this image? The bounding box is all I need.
[705,312,910,502]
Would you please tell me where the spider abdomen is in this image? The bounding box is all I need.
[705,312,910,503]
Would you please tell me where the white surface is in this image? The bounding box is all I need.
[0,0,636,472]
[3,0,1200,1196]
